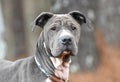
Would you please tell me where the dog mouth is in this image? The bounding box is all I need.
[60,50,71,62]
[52,50,71,68]
[50,50,72,67]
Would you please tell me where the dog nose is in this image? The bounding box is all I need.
[62,37,72,45]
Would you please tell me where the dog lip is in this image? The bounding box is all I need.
[59,50,71,62]
[63,55,71,62]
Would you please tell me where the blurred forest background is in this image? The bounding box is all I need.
[0,0,120,82]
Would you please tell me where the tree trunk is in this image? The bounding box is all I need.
[0,1,6,59]
[2,0,28,60]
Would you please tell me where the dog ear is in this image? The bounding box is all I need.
[32,12,53,31]
[69,11,86,25]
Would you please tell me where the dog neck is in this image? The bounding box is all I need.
[35,55,67,82]
[35,44,69,82]
[35,42,55,76]
[43,42,71,81]
[34,32,70,82]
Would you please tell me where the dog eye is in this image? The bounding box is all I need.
[71,26,77,30]
[51,26,56,31]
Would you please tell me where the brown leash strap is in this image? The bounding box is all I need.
[49,76,68,82]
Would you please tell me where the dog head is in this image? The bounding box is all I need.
[33,11,86,57]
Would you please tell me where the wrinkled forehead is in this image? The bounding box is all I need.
[47,14,80,27]
[53,14,71,25]
[55,14,79,25]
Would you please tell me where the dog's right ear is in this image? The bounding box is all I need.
[32,12,53,31]
[69,11,86,25]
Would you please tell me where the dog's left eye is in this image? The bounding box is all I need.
[51,26,56,31]
[71,26,77,30]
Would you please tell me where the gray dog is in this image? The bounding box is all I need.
[0,11,86,82]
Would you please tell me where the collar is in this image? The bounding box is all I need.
[34,56,50,77]
[43,42,49,56]
[34,56,67,82]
